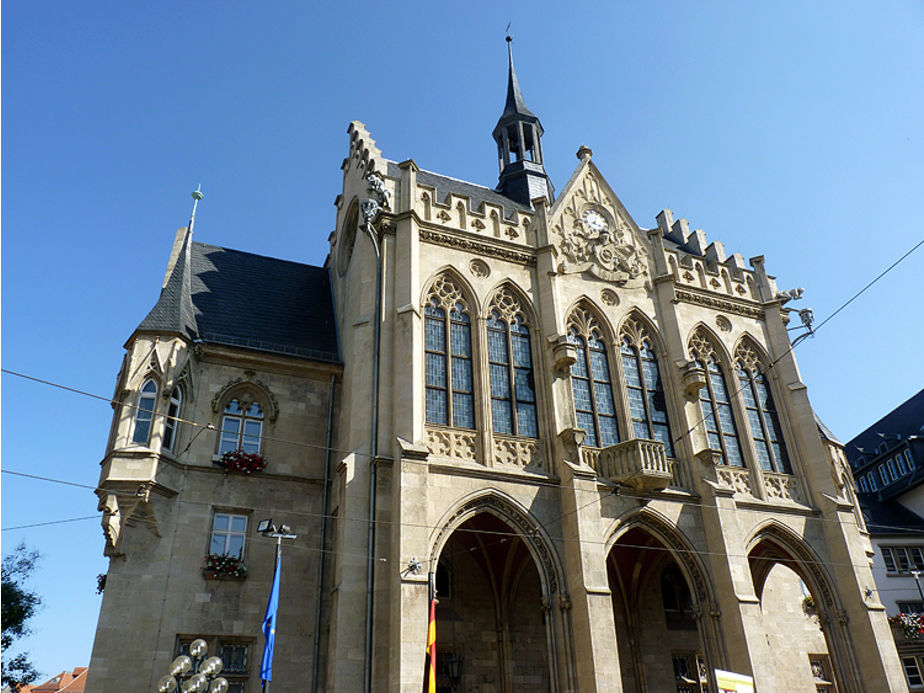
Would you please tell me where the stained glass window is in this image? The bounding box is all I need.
[738,367,790,473]
[425,298,475,428]
[621,339,673,456]
[698,357,743,466]
[132,379,158,444]
[568,329,619,448]
[488,312,538,437]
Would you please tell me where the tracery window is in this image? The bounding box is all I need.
[735,342,790,473]
[487,288,538,438]
[424,275,475,428]
[567,307,618,448]
[621,317,673,456]
[132,379,158,444]
[162,386,183,452]
[218,399,263,455]
[690,330,743,466]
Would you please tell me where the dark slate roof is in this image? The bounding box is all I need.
[814,411,842,445]
[137,239,340,363]
[859,494,924,537]
[845,388,924,457]
[387,162,532,221]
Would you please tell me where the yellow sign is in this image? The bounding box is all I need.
[715,669,755,693]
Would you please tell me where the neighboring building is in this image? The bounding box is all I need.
[9,667,89,693]
[846,388,924,688]
[87,45,906,692]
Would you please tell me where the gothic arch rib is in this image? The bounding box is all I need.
[482,279,537,326]
[687,322,735,370]
[429,489,564,598]
[605,507,717,610]
[618,309,668,358]
[563,296,616,345]
[420,266,479,313]
[210,377,279,423]
[744,519,864,691]
[732,333,770,373]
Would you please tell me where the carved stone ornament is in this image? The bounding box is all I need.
[468,259,490,278]
[552,170,648,285]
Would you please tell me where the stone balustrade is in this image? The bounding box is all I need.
[592,438,673,492]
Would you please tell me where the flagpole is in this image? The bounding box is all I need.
[262,537,281,693]
[257,519,295,693]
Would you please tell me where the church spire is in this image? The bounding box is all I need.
[493,36,553,205]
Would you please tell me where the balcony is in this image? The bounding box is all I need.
[592,438,673,492]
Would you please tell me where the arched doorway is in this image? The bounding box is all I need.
[608,527,711,693]
[433,512,550,692]
[748,536,844,691]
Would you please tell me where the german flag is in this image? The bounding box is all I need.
[423,573,436,693]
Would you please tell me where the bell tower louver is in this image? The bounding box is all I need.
[493,37,554,205]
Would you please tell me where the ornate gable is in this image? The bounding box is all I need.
[548,150,649,287]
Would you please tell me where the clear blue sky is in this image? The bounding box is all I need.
[2,1,922,679]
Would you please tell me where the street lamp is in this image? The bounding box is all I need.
[446,653,463,693]
[155,638,228,693]
[911,570,924,605]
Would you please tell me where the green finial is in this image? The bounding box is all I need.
[192,184,204,201]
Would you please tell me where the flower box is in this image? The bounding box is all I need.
[214,448,267,474]
[202,553,247,580]
[889,612,924,640]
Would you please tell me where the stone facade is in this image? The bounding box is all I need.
[88,56,907,693]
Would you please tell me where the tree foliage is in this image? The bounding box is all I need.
[1,543,41,691]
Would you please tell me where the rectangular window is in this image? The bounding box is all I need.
[176,637,250,692]
[210,513,248,558]
[858,476,869,493]
[880,465,890,485]
[903,656,924,687]
[882,546,924,574]
[912,547,924,570]
[898,601,924,614]
[888,458,899,480]
[907,450,917,470]
[882,547,897,573]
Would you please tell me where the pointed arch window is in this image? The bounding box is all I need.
[132,379,158,444]
[162,386,183,452]
[487,289,538,438]
[736,344,790,473]
[690,331,743,466]
[424,276,475,429]
[219,400,263,455]
[620,318,673,456]
[566,307,618,448]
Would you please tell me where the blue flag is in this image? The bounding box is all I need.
[261,550,281,682]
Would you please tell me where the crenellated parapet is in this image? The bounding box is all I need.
[651,208,772,308]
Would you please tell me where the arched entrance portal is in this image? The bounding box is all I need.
[748,537,843,691]
[434,512,550,693]
[608,527,710,693]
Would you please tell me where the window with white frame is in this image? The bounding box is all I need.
[907,450,917,470]
[210,513,248,559]
[132,379,158,444]
[218,400,263,455]
[879,465,890,486]
[162,386,183,452]
[881,546,924,574]
[898,601,924,613]
[858,476,870,493]
[903,656,924,688]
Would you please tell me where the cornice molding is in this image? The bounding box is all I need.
[418,228,536,267]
